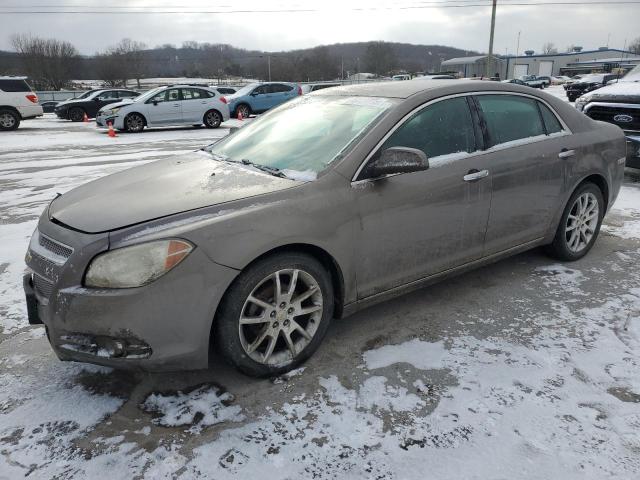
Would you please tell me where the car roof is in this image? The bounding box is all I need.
[316,79,531,99]
[0,76,28,80]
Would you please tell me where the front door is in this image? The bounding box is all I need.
[353,96,492,299]
[473,94,568,255]
[146,88,183,125]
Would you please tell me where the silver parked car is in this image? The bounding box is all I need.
[24,81,626,376]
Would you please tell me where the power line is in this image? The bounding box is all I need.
[2,1,640,13]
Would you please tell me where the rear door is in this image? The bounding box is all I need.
[146,88,182,125]
[353,96,492,298]
[249,85,271,112]
[269,83,296,108]
[473,93,570,255]
[180,88,211,123]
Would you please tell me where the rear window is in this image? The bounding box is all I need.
[0,79,32,92]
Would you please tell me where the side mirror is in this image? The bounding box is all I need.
[364,147,429,179]
[152,100,158,106]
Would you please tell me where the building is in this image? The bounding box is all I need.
[443,48,640,79]
[503,48,640,78]
[440,55,506,78]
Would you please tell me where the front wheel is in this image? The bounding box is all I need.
[124,113,145,133]
[0,109,20,131]
[545,183,604,261]
[215,252,333,377]
[69,107,85,122]
[203,110,222,128]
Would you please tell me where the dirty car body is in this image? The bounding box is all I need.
[24,80,626,373]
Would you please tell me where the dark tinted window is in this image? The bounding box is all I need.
[539,103,563,134]
[272,83,293,93]
[376,96,476,160]
[217,87,236,94]
[253,85,268,95]
[476,95,545,146]
[119,90,138,98]
[97,90,119,100]
[0,79,31,92]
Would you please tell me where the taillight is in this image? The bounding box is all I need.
[297,85,302,96]
[220,96,227,104]
[26,94,38,104]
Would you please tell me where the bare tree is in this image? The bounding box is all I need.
[629,37,640,55]
[11,34,78,90]
[364,41,397,76]
[542,42,558,54]
[94,50,126,87]
[114,38,147,88]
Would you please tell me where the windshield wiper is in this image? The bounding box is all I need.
[207,152,288,179]
[241,159,288,178]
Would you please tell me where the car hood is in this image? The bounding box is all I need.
[49,150,302,233]
[99,99,135,111]
[56,98,86,108]
[581,80,640,103]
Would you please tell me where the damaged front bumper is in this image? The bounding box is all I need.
[23,215,239,372]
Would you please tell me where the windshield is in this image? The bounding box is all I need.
[206,95,396,175]
[231,83,259,97]
[622,64,640,81]
[134,87,165,103]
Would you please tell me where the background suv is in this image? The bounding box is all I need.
[575,64,640,168]
[565,73,619,102]
[0,76,43,131]
[54,89,140,121]
[96,85,230,132]
[226,82,301,118]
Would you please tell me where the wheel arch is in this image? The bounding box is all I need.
[203,108,223,123]
[0,105,21,119]
[208,242,346,358]
[124,111,147,126]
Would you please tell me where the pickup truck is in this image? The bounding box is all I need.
[575,64,640,168]
[517,75,546,89]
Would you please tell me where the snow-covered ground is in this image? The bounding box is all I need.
[1,105,640,479]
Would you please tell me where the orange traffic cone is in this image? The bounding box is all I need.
[83,112,89,123]
[107,122,117,138]
[237,109,243,121]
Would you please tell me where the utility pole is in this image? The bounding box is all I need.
[514,30,521,78]
[486,0,497,78]
[268,55,271,82]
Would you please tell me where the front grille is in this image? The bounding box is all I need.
[38,233,73,259]
[586,105,640,132]
[33,274,54,298]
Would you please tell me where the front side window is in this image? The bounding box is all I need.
[97,91,118,100]
[476,95,545,146]
[372,96,477,163]
[253,85,268,95]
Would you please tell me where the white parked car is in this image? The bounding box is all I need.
[551,75,571,85]
[0,76,43,131]
[96,85,230,132]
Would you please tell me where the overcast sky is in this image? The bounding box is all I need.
[0,0,638,56]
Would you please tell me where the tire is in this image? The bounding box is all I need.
[203,109,222,128]
[124,113,145,133]
[545,182,604,261]
[215,252,334,377]
[69,107,85,122]
[235,104,251,119]
[0,109,20,131]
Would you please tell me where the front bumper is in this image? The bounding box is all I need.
[24,217,239,372]
[96,113,123,129]
[626,134,640,169]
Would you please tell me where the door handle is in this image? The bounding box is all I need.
[463,169,489,182]
[558,148,575,159]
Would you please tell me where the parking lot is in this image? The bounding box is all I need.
[1,88,640,478]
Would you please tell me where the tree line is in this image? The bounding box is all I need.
[2,35,477,90]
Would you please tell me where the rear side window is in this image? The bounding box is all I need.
[476,95,545,146]
[272,84,293,93]
[181,88,208,100]
[538,103,563,134]
[376,96,477,160]
[0,79,31,92]
[119,91,138,98]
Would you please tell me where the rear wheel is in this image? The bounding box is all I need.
[203,109,222,128]
[0,109,20,131]
[124,113,145,133]
[546,182,604,261]
[215,252,333,377]
[69,107,85,122]
[235,103,251,119]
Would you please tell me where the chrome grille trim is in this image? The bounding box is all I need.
[38,232,73,259]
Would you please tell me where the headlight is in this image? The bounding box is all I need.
[102,107,120,116]
[575,97,587,111]
[84,239,193,288]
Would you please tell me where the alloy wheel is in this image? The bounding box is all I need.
[126,114,144,132]
[205,111,221,128]
[0,112,16,128]
[238,269,323,366]
[565,192,599,253]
